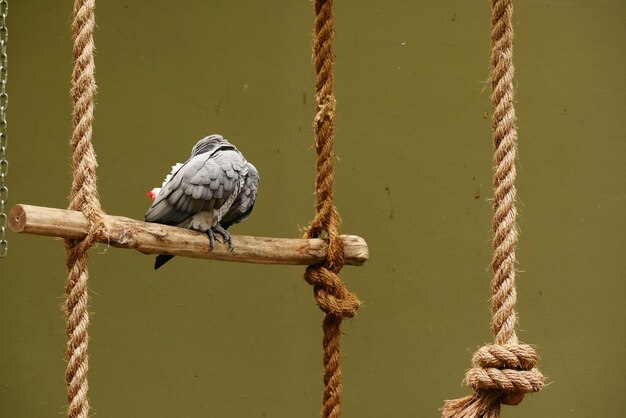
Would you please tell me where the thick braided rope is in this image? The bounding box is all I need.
[63,1,105,417]
[303,1,360,417]
[442,1,544,416]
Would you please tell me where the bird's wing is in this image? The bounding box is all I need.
[221,162,259,229]
[145,149,246,226]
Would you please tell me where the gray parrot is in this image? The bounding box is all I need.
[145,134,259,269]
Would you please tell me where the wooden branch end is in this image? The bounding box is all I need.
[8,204,26,232]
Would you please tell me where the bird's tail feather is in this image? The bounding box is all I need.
[155,255,175,270]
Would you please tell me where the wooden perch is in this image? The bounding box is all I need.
[8,204,368,266]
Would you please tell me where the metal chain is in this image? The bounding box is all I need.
[0,0,8,257]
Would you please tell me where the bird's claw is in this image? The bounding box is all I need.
[206,228,216,251]
[207,225,234,253]
[214,224,234,253]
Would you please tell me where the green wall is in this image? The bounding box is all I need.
[2,1,625,417]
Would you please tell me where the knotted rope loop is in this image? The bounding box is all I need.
[442,344,544,417]
[304,265,360,318]
[465,344,544,406]
[304,206,360,320]
[304,210,360,320]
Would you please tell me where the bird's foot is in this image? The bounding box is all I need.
[206,225,234,252]
[214,224,234,253]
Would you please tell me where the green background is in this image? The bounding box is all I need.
[2,1,625,417]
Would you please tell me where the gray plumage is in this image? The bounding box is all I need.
[145,134,259,268]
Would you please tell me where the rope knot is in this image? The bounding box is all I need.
[304,194,360,319]
[304,235,360,319]
[304,264,361,319]
[466,344,544,405]
[442,344,544,417]
[64,203,106,262]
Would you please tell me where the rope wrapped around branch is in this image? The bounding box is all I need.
[304,1,360,417]
[63,1,105,417]
[442,1,544,416]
